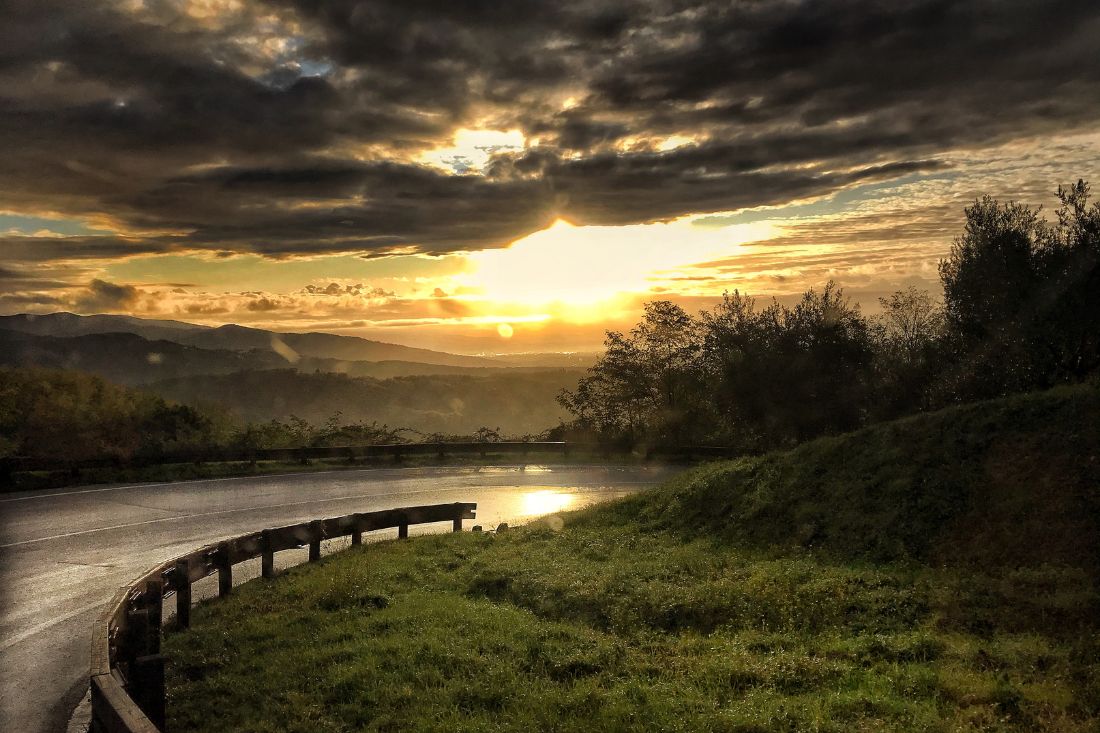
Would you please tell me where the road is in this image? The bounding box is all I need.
[0,463,679,733]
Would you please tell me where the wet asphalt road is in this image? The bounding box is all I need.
[0,463,678,733]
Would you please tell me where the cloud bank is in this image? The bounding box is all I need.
[1,0,1098,264]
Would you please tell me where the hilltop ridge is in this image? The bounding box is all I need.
[603,383,1100,571]
[0,312,502,367]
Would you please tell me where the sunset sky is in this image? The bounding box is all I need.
[2,0,1099,354]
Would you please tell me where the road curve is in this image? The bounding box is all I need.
[0,463,680,733]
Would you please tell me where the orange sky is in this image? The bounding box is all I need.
[3,1,1100,354]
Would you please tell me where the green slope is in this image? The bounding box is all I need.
[597,383,1100,570]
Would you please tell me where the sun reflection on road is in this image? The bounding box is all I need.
[521,490,575,516]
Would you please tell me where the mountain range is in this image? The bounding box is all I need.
[0,312,590,433]
[0,310,594,431]
[0,312,499,368]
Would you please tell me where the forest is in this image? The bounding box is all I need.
[559,181,1100,451]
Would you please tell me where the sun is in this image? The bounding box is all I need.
[459,217,778,311]
[497,323,514,339]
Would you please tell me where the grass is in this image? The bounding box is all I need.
[164,385,1100,732]
[605,382,1100,569]
[166,527,1099,732]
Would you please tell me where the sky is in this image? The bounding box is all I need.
[1,0,1099,354]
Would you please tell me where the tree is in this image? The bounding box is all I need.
[940,197,1044,343]
[871,287,945,415]
[633,300,705,437]
[938,181,1100,399]
[699,283,875,448]
[1036,180,1100,380]
[558,301,705,446]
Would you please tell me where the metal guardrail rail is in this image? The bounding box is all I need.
[6,441,738,475]
[88,501,477,733]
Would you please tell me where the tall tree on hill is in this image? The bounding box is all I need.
[871,287,946,416]
[1038,180,1100,381]
[558,301,705,446]
[939,196,1046,399]
[939,180,1100,400]
[702,283,875,448]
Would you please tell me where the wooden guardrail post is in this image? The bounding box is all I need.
[398,512,409,539]
[146,579,164,654]
[351,524,363,546]
[309,520,323,562]
[125,606,151,665]
[132,654,166,730]
[216,545,232,597]
[452,514,463,532]
[261,529,275,578]
[175,559,191,629]
[124,584,168,730]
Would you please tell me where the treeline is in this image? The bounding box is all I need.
[559,180,1100,451]
[0,368,229,463]
[146,368,576,435]
[0,368,449,464]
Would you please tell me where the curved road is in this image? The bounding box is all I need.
[0,463,679,733]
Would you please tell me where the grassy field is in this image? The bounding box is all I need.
[164,385,1100,732]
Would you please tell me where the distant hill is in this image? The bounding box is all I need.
[0,312,205,342]
[0,328,585,385]
[147,369,581,435]
[0,312,504,368]
[174,324,501,367]
[611,383,1100,572]
[0,329,286,384]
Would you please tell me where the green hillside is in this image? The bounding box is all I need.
[167,386,1100,733]
[600,383,1100,571]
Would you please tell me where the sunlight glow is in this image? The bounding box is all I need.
[657,135,696,151]
[521,490,575,516]
[420,128,526,174]
[458,218,779,310]
[497,323,514,339]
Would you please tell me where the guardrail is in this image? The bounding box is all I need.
[89,501,477,733]
[4,441,738,475]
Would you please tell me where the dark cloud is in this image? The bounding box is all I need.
[1,0,1099,264]
[246,297,282,312]
[0,235,181,264]
[0,293,68,308]
[302,283,395,297]
[0,266,67,290]
[73,279,142,312]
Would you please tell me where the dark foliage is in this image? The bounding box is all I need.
[0,368,232,462]
[561,179,1100,450]
[0,368,480,467]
